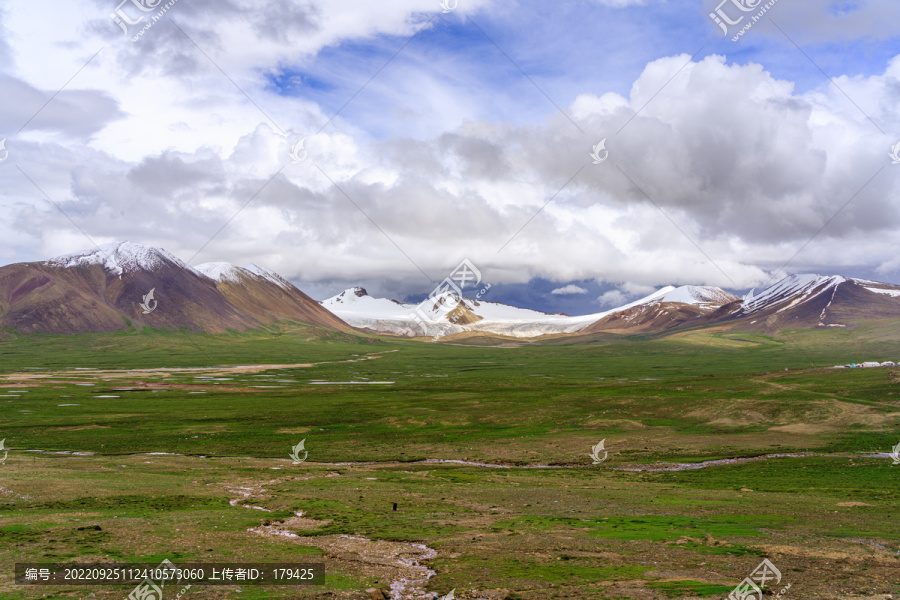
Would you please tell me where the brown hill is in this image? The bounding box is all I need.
[719,275,900,332]
[585,302,712,333]
[194,262,351,332]
[586,276,900,335]
[0,242,351,335]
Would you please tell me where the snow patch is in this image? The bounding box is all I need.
[243,263,294,291]
[864,286,900,298]
[195,262,245,283]
[742,274,847,315]
[46,241,203,278]
[321,284,736,338]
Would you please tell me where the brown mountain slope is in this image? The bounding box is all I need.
[720,276,900,332]
[586,276,900,335]
[0,242,351,335]
[585,302,712,333]
[195,263,352,333]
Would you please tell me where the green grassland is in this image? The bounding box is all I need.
[0,323,898,599]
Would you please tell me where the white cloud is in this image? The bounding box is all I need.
[598,290,629,307]
[1,1,899,298]
[551,284,588,295]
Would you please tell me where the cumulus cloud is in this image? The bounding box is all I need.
[598,290,629,307]
[5,51,900,296]
[1,0,899,305]
[552,284,588,295]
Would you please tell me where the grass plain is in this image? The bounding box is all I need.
[0,322,898,599]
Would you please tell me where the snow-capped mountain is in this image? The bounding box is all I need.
[0,242,350,335]
[3,243,899,338]
[46,241,203,278]
[323,273,900,338]
[740,274,848,315]
[195,261,294,291]
[653,285,738,306]
[321,285,739,338]
[724,274,900,329]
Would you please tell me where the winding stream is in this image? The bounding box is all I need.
[314,452,894,472]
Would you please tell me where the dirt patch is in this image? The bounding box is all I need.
[249,521,438,600]
[837,502,872,507]
[56,424,111,431]
[0,363,316,383]
[183,424,230,433]
[276,427,314,434]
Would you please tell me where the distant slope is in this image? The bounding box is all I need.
[195,262,351,332]
[720,274,900,331]
[584,285,739,333]
[321,285,737,338]
[321,275,900,339]
[0,242,351,334]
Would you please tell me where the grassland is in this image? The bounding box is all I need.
[0,323,898,599]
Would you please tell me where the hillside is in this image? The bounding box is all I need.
[0,242,351,334]
[321,275,900,339]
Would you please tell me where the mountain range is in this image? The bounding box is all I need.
[0,242,350,335]
[2,242,899,339]
[322,275,900,339]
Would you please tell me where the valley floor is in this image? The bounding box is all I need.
[0,326,898,599]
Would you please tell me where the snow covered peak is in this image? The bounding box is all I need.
[319,283,739,339]
[742,274,847,314]
[656,285,739,305]
[45,241,200,277]
[322,287,392,308]
[194,261,296,291]
[607,285,736,309]
[195,262,245,283]
[242,263,294,291]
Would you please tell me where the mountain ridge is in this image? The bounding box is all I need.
[321,284,740,338]
[322,275,900,338]
[0,242,351,335]
[3,243,900,338]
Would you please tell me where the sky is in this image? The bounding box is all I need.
[0,0,899,315]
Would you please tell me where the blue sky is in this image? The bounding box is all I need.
[267,0,899,141]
